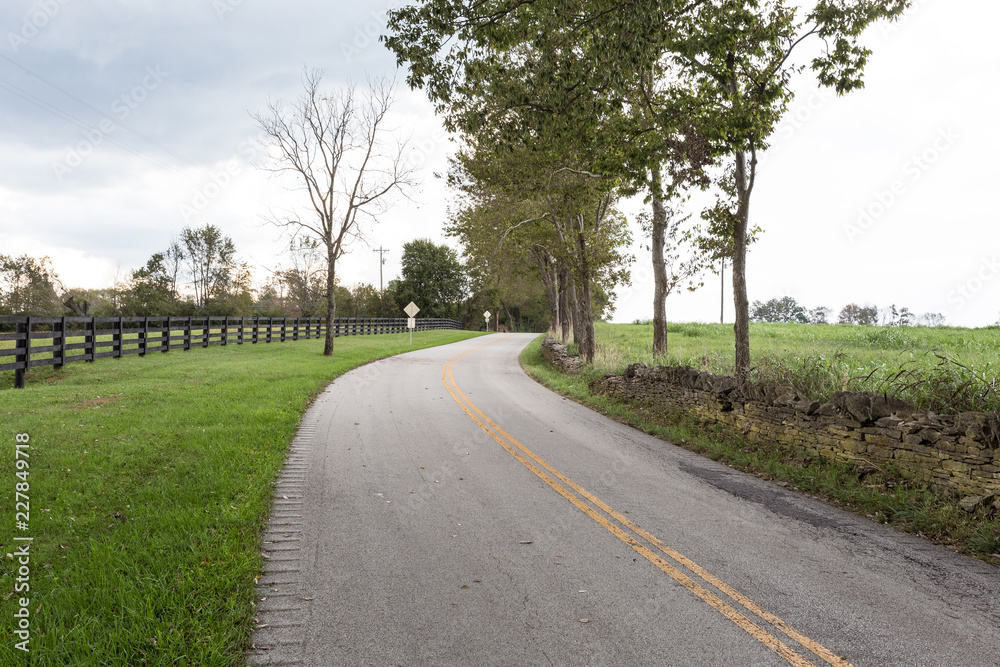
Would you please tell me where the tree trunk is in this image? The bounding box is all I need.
[558,263,572,343]
[650,165,669,357]
[501,300,514,332]
[324,245,336,356]
[577,278,596,363]
[574,227,596,363]
[533,250,560,336]
[732,148,753,380]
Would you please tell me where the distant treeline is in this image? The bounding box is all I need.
[0,225,592,332]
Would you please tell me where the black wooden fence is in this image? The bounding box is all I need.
[0,316,463,389]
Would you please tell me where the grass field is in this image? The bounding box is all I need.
[520,328,1000,564]
[0,330,483,666]
[594,321,1000,413]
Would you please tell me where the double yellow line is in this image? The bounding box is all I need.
[442,336,853,667]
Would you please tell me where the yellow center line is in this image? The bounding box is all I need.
[441,336,853,667]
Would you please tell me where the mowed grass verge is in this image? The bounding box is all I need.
[520,333,1000,565]
[0,330,484,666]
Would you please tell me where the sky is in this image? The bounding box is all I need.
[0,0,997,328]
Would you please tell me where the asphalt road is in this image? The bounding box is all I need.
[248,333,1000,666]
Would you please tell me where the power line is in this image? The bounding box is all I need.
[0,52,211,176]
[0,76,198,182]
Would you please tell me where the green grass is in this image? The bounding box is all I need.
[0,330,484,666]
[599,321,1000,413]
[521,333,1000,565]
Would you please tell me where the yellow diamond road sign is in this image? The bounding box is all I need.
[404,302,420,318]
[484,310,491,320]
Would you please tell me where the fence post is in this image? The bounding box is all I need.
[114,317,123,358]
[85,317,95,361]
[54,316,66,369]
[139,317,148,356]
[14,318,29,389]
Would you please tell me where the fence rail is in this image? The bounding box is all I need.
[0,316,463,389]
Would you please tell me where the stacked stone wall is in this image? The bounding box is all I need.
[590,363,1000,500]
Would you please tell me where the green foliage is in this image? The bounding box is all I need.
[393,238,466,318]
[180,224,239,310]
[118,252,180,316]
[750,296,808,323]
[839,303,879,325]
[385,0,912,375]
[0,254,63,316]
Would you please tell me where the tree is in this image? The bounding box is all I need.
[838,303,860,324]
[394,239,466,319]
[0,254,63,316]
[750,296,808,323]
[839,302,878,325]
[180,224,237,309]
[386,0,911,377]
[638,204,708,352]
[271,237,328,318]
[445,139,632,361]
[118,252,180,316]
[664,1,911,377]
[919,312,946,327]
[808,306,831,325]
[253,70,415,356]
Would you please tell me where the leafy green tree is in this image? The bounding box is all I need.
[393,239,466,318]
[808,306,831,325]
[445,139,632,360]
[0,254,63,315]
[750,296,808,323]
[386,0,911,376]
[118,253,181,316]
[858,305,879,325]
[180,224,238,310]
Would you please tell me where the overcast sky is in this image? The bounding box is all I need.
[1,0,997,327]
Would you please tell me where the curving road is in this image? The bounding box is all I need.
[248,333,1000,666]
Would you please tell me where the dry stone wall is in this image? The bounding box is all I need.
[541,337,583,374]
[589,363,1000,503]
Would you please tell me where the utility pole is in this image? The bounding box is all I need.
[373,247,389,317]
[720,258,725,324]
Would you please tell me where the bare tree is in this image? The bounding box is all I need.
[253,70,415,355]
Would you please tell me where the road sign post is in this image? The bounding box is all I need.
[404,302,420,347]
[484,310,491,333]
